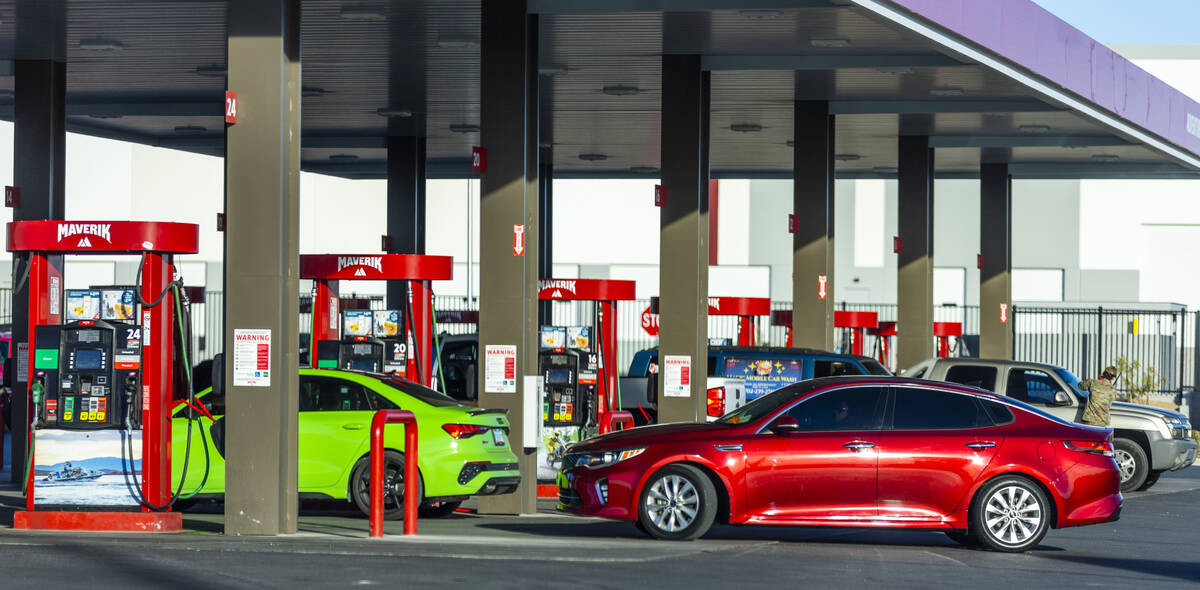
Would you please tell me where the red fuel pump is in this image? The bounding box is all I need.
[870,321,898,371]
[834,311,879,357]
[9,220,199,532]
[933,321,963,358]
[538,279,636,435]
[300,254,452,388]
[650,296,771,346]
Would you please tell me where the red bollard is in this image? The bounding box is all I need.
[369,409,418,538]
[603,411,635,433]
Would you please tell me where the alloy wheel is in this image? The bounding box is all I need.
[983,484,1044,547]
[1114,448,1136,482]
[644,474,700,533]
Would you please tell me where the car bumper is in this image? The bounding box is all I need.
[1150,436,1197,471]
[556,463,641,521]
[1053,454,1124,528]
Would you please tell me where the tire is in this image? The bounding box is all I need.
[349,450,424,520]
[1113,438,1149,493]
[945,530,980,547]
[636,464,716,541]
[971,476,1051,553]
[418,500,462,518]
[1136,470,1163,491]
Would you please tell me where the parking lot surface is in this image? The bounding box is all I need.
[0,467,1196,589]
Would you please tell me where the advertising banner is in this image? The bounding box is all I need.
[724,357,802,401]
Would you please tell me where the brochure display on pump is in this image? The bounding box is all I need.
[540,326,566,349]
[66,289,101,321]
[373,310,401,337]
[343,310,373,337]
[566,326,591,351]
[101,288,137,321]
[33,430,142,507]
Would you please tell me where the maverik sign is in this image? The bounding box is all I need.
[57,223,112,248]
[337,256,384,277]
[536,278,636,302]
[298,253,454,281]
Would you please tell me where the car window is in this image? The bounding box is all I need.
[812,359,863,378]
[440,341,477,402]
[1006,369,1061,406]
[945,365,998,391]
[380,377,464,407]
[891,387,985,430]
[299,377,374,412]
[717,381,818,425]
[861,359,892,376]
[783,386,884,431]
[979,398,1015,426]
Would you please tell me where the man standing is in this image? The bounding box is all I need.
[1080,365,1120,427]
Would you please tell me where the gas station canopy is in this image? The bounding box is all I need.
[1,0,1198,180]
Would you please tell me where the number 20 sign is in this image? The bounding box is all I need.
[472,146,488,173]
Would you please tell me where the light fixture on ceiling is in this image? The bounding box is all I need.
[79,37,124,51]
[340,5,386,21]
[602,85,640,96]
[1018,124,1051,134]
[578,153,608,162]
[872,166,898,174]
[193,64,226,77]
[810,38,851,48]
[302,86,326,97]
[174,125,207,135]
[739,9,783,19]
[449,124,480,133]
[730,123,763,133]
[929,87,965,97]
[834,154,862,161]
[875,66,914,74]
[376,107,413,118]
[630,166,659,174]
[329,154,360,162]
[437,36,479,48]
[539,64,568,76]
[1091,154,1121,163]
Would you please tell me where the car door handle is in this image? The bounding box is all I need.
[714,444,743,452]
[843,442,875,451]
[342,424,365,430]
[965,441,996,449]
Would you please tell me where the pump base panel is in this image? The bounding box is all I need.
[13,510,183,532]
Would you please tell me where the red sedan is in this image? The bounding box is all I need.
[558,377,1122,552]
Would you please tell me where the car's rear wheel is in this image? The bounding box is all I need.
[971,476,1050,553]
[349,450,424,520]
[637,464,716,541]
[1113,438,1149,492]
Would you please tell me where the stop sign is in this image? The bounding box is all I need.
[640,305,659,337]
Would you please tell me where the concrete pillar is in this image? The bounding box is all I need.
[385,136,426,311]
[656,55,710,423]
[9,1,66,484]
[791,101,835,351]
[979,163,1013,358]
[223,0,301,535]
[476,1,538,515]
[896,136,935,370]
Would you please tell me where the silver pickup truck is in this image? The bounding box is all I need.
[905,358,1196,493]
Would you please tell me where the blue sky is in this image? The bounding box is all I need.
[1031,0,1200,44]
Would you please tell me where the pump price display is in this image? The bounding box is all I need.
[484,345,517,393]
[233,329,271,387]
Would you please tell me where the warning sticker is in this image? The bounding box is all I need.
[484,345,518,393]
[233,329,272,387]
[663,355,691,398]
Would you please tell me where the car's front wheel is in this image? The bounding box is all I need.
[971,476,1050,553]
[637,464,716,541]
[1114,438,1149,493]
[349,450,423,520]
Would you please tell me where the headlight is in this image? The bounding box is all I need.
[1155,417,1174,439]
[574,448,646,469]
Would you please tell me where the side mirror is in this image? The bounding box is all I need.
[769,415,800,435]
[1053,391,1071,406]
[211,353,224,396]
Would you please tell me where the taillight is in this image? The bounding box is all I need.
[706,387,726,417]
[443,424,489,439]
[1063,440,1115,457]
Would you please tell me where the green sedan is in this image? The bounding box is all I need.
[169,369,520,518]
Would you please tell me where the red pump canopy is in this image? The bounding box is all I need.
[538,278,636,301]
[300,254,453,280]
[8,220,199,253]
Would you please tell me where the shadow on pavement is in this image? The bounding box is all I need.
[1037,554,1200,584]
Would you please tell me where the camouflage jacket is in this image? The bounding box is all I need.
[1079,378,1118,427]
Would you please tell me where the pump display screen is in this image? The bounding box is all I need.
[76,349,104,370]
[77,330,101,344]
[349,360,376,371]
[351,344,374,356]
[547,368,572,384]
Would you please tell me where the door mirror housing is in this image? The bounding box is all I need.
[1052,391,1072,406]
[769,415,800,435]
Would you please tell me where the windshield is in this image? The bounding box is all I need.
[861,359,892,376]
[1054,368,1089,398]
[379,376,463,407]
[715,382,816,425]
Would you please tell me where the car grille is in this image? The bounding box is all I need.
[1175,426,1192,440]
[561,453,580,470]
[558,487,582,507]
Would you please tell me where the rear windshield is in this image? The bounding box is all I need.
[715,382,817,425]
[860,359,892,376]
[995,394,1076,427]
[379,377,463,407]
